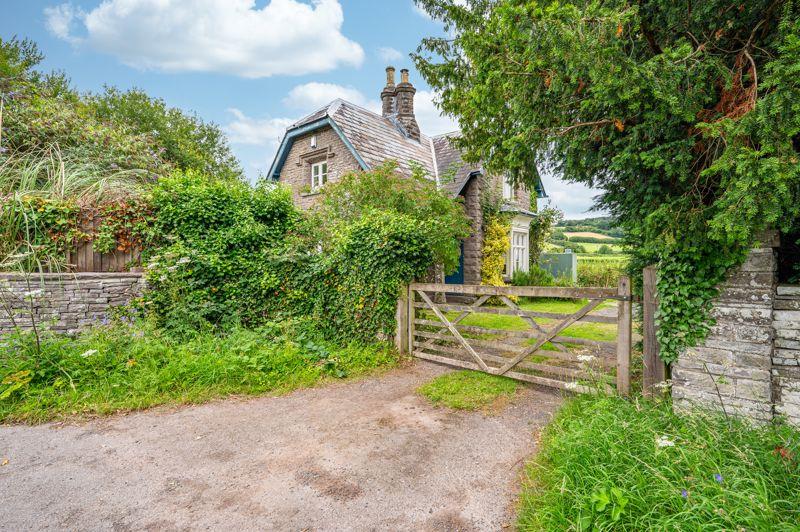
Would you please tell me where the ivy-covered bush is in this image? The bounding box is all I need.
[144,170,298,334]
[142,165,462,343]
[481,215,510,287]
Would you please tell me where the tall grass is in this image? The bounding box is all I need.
[0,318,399,423]
[0,145,150,204]
[0,145,151,270]
[518,395,800,530]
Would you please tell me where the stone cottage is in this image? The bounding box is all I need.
[267,67,547,285]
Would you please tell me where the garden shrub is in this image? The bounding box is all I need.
[144,170,298,334]
[481,215,510,287]
[511,265,555,287]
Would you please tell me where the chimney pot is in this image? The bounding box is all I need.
[385,66,396,86]
[400,69,410,84]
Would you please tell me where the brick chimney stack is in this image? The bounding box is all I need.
[395,68,420,141]
[381,66,396,117]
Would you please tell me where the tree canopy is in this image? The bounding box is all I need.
[414,0,800,361]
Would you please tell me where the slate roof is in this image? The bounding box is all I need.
[279,99,479,197]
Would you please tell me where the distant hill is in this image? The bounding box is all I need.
[548,216,625,252]
[556,217,624,239]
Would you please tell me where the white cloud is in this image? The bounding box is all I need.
[377,47,404,63]
[44,0,364,78]
[283,82,380,113]
[44,3,82,44]
[224,109,295,147]
[414,89,458,136]
[537,168,607,219]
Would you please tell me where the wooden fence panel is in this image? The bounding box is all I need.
[65,219,141,273]
[401,280,633,396]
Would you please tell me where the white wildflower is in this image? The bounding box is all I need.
[577,354,595,363]
[176,257,191,264]
[565,382,578,390]
[656,435,675,448]
[159,275,167,281]
[22,289,43,298]
[166,266,178,272]
[80,349,98,358]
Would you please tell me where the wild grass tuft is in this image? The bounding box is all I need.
[517,395,800,530]
[417,369,518,411]
[0,319,398,423]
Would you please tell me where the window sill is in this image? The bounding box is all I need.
[300,191,322,198]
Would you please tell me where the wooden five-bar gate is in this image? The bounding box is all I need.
[397,278,632,396]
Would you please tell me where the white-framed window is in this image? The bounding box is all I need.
[502,174,515,200]
[311,161,328,191]
[508,229,529,275]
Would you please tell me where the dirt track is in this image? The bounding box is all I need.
[0,361,562,531]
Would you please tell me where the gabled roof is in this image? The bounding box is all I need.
[267,98,547,199]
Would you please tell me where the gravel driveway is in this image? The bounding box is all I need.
[0,361,562,531]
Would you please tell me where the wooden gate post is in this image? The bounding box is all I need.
[642,265,667,397]
[616,276,632,396]
[394,286,409,354]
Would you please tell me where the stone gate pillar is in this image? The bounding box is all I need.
[672,233,779,422]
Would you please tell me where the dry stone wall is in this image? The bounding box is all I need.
[672,233,800,426]
[0,273,144,336]
[773,285,800,425]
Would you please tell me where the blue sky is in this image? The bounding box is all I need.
[2,0,602,218]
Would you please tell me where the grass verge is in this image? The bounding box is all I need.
[0,320,398,423]
[417,369,518,411]
[517,395,800,530]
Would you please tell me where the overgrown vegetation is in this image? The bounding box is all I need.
[417,369,518,410]
[0,318,397,423]
[517,395,800,530]
[414,0,800,362]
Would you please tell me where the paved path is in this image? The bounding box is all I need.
[0,361,562,531]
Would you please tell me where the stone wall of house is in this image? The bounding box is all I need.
[462,175,483,285]
[672,233,800,425]
[278,125,362,210]
[773,285,800,425]
[0,273,144,335]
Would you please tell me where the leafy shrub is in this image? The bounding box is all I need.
[518,395,800,530]
[511,265,555,287]
[596,244,613,255]
[577,258,626,287]
[310,162,470,274]
[481,216,510,287]
[144,170,298,333]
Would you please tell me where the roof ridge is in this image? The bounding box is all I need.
[432,129,462,139]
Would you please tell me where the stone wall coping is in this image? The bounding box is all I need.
[0,272,143,281]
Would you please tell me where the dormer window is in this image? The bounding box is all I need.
[502,174,515,201]
[311,161,328,191]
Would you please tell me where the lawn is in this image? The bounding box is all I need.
[417,369,519,410]
[517,395,800,530]
[0,320,399,423]
[439,298,619,344]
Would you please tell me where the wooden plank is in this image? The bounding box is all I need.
[417,294,491,352]
[407,285,414,357]
[413,350,602,394]
[413,302,617,324]
[642,266,666,397]
[412,319,617,350]
[395,287,409,354]
[416,289,491,372]
[413,341,615,376]
[495,298,604,375]
[412,329,616,365]
[92,217,103,272]
[410,282,619,299]
[616,276,632,396]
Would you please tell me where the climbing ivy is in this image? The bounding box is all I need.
[414,0,800,362]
